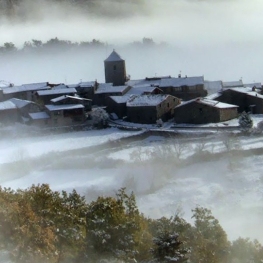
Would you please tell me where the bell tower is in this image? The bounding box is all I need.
[104,50,127,86]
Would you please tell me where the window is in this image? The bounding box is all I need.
[167,103,170,108]
[113,65,117,70]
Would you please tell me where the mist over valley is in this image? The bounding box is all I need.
[0,0,263,261]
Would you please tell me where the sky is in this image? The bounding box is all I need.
[0,0,263,84]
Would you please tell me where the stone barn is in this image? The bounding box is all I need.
[174,98,238,124]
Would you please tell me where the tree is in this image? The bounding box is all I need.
[149,217,190,263]
[239,111,253,132]
[91,107,109,128]
[230,237,263,263]
[189,207,230,263]
[85,188,146,262]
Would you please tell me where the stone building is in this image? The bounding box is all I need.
[174,97,238,124]
[104,50,128,86]
[127,75,207,101]
[93,83,131,106]
[126,94,180,124]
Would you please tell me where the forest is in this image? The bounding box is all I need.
[0,184,262,263]
[0,37,156,54]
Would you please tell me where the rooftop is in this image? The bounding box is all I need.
[37,88,77,96]
[95,84,130,94]
[29,112,50,120]
[3,82,50,94]
[126,76,204,88]
[127,94,169,107]
[45,104,84,111]
[104,50,124,62]
[175,97,238,109]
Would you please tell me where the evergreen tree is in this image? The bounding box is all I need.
[149,217,189,263]
[239,111,253,131]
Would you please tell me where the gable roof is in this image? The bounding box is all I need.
[175,97,238,109]
[0,100,17,110]
[50,95,91,103]
[109,95,135,104]
[0,98,36,110]
[9,98,33,108]
[104,50,124,62]
[3,82,50,94]
[127,94,169,107]
[126,84,163,95]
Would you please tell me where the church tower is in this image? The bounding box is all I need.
[104,50,127,86]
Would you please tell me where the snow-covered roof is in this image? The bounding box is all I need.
[50,95,91,103]
[104,50,124,62]
[9,98,32,108]
[226,87,263,99]
[52,84,68,90]
[45,104,84,111]
[37,88,76,96]
[109,95,135,104]
[0,100,17,110]
[204,80,223,95]
[126,76,171,87]
[96,84,129,94]
[198,98,238,108]
[175,97,238,109]
[126,76,204,88]
[159,76,204,88]
[222,80,243,88]
[79,81,96,88]
[29,112,50,120]
[126,84,162,95]
[3,82,50,94]
[205,92,222,100]
[127,94,169,107]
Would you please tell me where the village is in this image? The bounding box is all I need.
[0,50,262,132]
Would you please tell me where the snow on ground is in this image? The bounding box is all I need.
[0,127,143,164]
[1,116,263,244]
